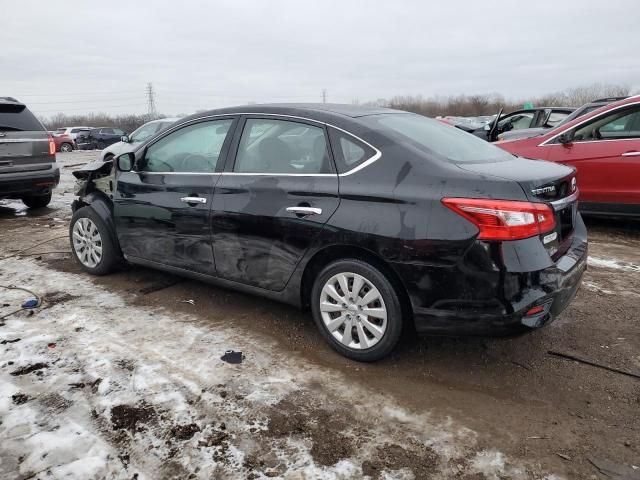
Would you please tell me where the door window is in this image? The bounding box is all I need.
[101,128,115,135]
[499,113,534,131]
[129,123,162,143]
[234,118,332,174]
[140,119,233,173]
[328,128,375,174]
[573,106,640,141]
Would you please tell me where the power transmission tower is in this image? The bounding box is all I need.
[322,89,327,103]
[146,82,157,119]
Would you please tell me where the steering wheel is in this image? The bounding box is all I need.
[178,153,209,172]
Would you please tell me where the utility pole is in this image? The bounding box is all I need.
[322,89,327,104]
[146,82,157,119]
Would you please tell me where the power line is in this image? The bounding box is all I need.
[32,103,147,114]
[28,96,143,105]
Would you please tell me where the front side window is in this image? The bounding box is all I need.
[499,113,534,131]
[572,105,640,141]
[362,113,514,163]
[140,119,233,173]
[234,118,331,174]
[546,112,569,127]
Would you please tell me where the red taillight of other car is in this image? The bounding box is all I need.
[442,198,556,241]
[48,135,56,156]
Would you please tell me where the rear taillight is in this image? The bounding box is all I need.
[442,198,556,241]
[48,135,56,156]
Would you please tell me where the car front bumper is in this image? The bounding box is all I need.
[394,215,588,336]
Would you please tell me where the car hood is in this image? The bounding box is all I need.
[456,157,576,201]
[103,141,140,158]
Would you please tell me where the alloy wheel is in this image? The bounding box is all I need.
[72,217,103,268]
[60,143,72,152]
[319,272,387,350]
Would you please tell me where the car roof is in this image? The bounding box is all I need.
[181,103,404,124]
[0,97,23,105]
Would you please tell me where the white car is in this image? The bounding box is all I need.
[54,126,92,140]
[100,117,181,161]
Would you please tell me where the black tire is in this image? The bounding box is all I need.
[60,142,73,152]
[69,206,121,275]
[311,259,403,362]
[97,141,105,150]
[22,192,52,209]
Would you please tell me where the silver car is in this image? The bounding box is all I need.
[100,117,181,161]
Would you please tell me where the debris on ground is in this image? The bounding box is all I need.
[180,299,195,305]
[21,298,39,309]
[221,350,244,364]
[9,362,48,376]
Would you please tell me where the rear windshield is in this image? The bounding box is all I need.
[361,113,514,163]
[0,104,44,132]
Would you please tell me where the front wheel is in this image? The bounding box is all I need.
[69,206,121,275]
[311,259,403,361]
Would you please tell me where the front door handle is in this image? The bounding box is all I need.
[180,196,207,204]
[286,206,322,216]
[621,151,640,157]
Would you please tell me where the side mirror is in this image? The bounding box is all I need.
[121,135,130,143]
[116,152,134,172]
[557,131,574,145]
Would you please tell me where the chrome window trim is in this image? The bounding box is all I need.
[140,112,382,177]
[538,100,640,147]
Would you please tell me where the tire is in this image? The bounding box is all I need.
[69,206,121,275]
[60,142,73,152]
[311,259,403,362]
[96,141,105,150]
[22,192,52,209]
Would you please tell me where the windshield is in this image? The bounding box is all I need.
[362,113,514,163]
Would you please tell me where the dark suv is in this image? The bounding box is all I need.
[0,97,59,209]
[70,104,587,361]
[88,127,126,149]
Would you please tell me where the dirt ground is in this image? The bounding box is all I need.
[1,151,639,479]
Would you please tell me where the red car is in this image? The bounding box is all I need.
[495,95,640,217]
[50,132,75,152]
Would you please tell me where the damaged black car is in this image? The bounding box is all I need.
[70,104,587,361]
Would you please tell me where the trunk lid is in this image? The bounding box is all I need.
[457,157,578,257]
[0,100,53,174]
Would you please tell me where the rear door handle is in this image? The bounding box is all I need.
[621,151,640,157]
[180,196,207,204]
[286,206,322,216]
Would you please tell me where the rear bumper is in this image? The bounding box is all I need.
[395,215,588,335]
[0,164,60,198]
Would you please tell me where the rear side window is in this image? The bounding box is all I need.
[101,128,115,134]
[0,104,44,132]
[361,113,514,163]
[234,118,332,174]
[328,128,375,173]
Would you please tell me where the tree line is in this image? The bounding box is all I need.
[39,83,632,133]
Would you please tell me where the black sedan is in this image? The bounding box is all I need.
[69,104,587,361]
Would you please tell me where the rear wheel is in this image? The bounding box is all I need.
[22,192,52,209]
[311,259,403,361]
[60,142,73,152]
[69,206,121,275]
[96,141,105,150]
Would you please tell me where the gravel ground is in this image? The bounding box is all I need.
[0,151,639,480]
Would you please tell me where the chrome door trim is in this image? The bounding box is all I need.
[286,206,323,216]
[621,151,640,157]
[180,196,207,204]
[142,112,382,177]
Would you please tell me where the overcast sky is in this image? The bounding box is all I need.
[2,0,638,117]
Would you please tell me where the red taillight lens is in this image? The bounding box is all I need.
[442,198,556,241]
[48,136,56,156]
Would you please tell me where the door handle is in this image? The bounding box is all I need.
[621,151,640,157]
[286,206,322,216]
[180,196,207,204]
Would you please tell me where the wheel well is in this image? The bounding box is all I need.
[300,245,413,322]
